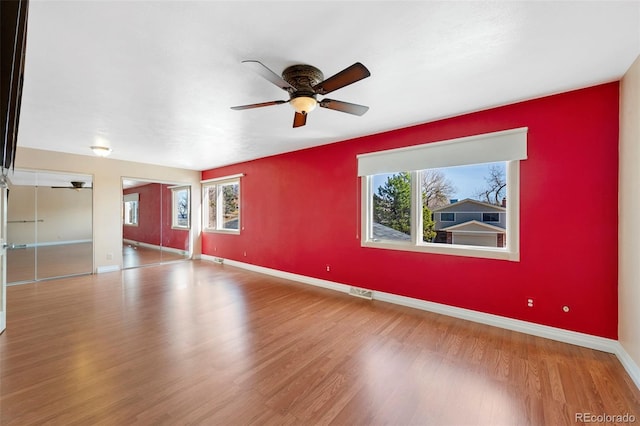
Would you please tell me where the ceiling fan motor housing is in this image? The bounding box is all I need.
[282,64,323,96]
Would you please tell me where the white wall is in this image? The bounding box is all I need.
[14,147,201,271]
[619,55,640,382]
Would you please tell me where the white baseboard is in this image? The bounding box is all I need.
[612,342,640,390]
[201,256,640,391]
[96,265,120,274]
[123,239,187,255]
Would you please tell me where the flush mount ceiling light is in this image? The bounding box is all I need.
[231,61,370,128]
[90,145,112,157]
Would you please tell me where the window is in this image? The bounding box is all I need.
[123,193,139,226]
[358,128,527,261]
[171,186,190,229]
[440,212,455,222]
[202,174,242,233]
[482,212,500,222]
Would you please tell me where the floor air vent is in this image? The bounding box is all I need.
[213,257,224,264]
[349,286,373,300]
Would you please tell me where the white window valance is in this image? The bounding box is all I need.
[123,193,139,202]
[201,173,245,184]
[357,127,528,176]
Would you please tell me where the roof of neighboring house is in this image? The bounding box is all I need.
[224,218,239,229]
[441,220,506,233]
[372,223,411,241]
[432,198,505,212]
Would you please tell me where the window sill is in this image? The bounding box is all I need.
[361,239,519,261]
[203,229,240,235]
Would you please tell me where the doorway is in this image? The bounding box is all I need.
[6,170,93,284]
[122,179,191,268]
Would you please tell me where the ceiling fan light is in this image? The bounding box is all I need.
[90,145,112,157]
[290,96,317,115]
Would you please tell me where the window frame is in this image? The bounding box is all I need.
[171,186,191,230]
[123,193,139,227]
[202,174,243,234]
[358,128,526,261]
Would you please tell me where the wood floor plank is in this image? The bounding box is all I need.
[1,260,639,425]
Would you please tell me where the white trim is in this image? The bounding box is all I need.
[201,255,347,294]
[411,170,421,244]
[96,265,120,273]
[201,257,630,368]
[362,239,514,260]
[612,342,640,390]
[357,127,528,176]
[200,173,244,184]
[376,291,618,352]
[202,228,240,235]
[506,161,520,259]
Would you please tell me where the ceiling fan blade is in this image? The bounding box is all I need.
[312,62,370,95]
[242,60,295,91]
[231,100,287,110]
[293,112,307,128]
[319,99,369,116]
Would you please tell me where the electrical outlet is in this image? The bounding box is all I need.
[527,298,534,308]
[326,265,330,272]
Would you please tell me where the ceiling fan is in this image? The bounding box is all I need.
[51,181,92,191]
[231,60,371,128]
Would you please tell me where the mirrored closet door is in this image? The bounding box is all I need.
[122,179,190,269]
[6,170,93,284]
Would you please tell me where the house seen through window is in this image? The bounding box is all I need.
[359,128,526,261]
[371,162,507,247]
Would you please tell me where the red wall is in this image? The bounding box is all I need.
[123,183,189,250]
[201,83,619,339]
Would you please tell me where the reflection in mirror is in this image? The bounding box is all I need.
[122,179,191,269]
[6,170,93,284]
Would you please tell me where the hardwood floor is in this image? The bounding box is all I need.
[1,260,638,425]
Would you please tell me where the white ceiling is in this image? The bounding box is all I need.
[7,169,92,188]
[17,1,640,171]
